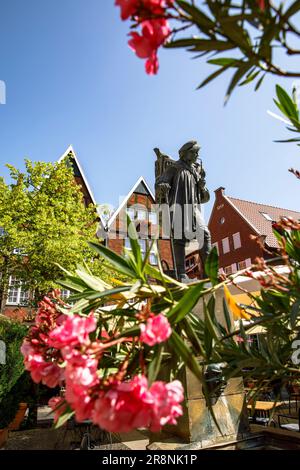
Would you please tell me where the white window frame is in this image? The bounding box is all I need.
[222,237,230,254]
[138,239,146,255]
[231,263,237,273]
[224,265,233,275]
[137,209,147,221]
[238,260,247,270]
[233,232,241,250]
[149,211,157,224]
[126,207,135,221]
[60,289,70,300]
[7,276,29,305]
[212,242,219,255]
[260,212,273,221]
[124,238,132,251]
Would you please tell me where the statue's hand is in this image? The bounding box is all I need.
[198,179,206,190]
[158,183,171,193]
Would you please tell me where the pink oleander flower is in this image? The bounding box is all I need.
[128,19,171,75]
[22,349,64,387]
[116,0,173,20]
[92,375,153,432]
[64,354,99,422]
[49,313,96,349]
[48,396,68,423]
[143,0,174,15]
[91,375,184,433]
[140,313,171,346]
[149,380,184,431]
[115,0,139,20]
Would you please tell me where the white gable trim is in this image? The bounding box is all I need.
[107,176,155,229]
[57,145,106,231]
[58,145,97,206]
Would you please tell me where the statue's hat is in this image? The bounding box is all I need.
[179,140,200,155]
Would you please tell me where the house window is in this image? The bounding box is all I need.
[124,238,132,251]
[231,263,237,273]
[260,212,273,221]
[138,239,146,255]
[222,237,230,254]
[126,207,135,221]
[238,260,247,270]
[219,217,225,224]
[7,276,29,305]
[13,248,25,255]
[212,242,219,254]
[137,209,147,221]
[224,265,233,275]
[149,211,157,224]
[149,253,158,265]
[233,232,241,250]
[60,289,70,300]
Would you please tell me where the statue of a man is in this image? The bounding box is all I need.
[155,140,211,282]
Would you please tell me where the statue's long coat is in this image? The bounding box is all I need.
[155,160,209,242]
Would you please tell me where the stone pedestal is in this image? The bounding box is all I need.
[149,369,249,449]
[149,289,250,450]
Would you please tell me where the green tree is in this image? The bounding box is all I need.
[0,158,110,312]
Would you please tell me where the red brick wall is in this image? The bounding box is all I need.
[108,238,124,256]
[158,239,174,269]
[208,188,263,270]
[107,191,173,269]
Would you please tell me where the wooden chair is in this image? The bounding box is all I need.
[278,409,300,432]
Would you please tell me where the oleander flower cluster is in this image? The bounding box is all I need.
[115,0,174,74]
[21,294,183,433]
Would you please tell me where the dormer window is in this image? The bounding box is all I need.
[260,212,272,221]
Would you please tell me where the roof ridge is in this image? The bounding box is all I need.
[227,195,300,214]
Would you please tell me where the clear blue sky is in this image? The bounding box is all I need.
[0,0,299,219]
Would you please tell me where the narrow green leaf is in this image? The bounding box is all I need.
[205,246,219,285]
[208,58,239,66]
[69,285,131,302]
[176,0,215,30]
[167,282,205,323]
[88,241,136,278]
[54,408,75,429]
[197,65,229,89]
[239,70,260,86]
[284,0,300,20]
[222,297,233,334]
[169,330,203,381]
[276,85,299,122]
[56,276,86,293]
[127,216,142,272]
[225,62,253,103]
[255,73,266,91]
[291,299,300,328]
[148,344,164,385]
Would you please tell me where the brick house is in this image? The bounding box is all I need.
[1,146,105,320]
[1,148,174,319]
[106,176,174,272]
[208,187,300,275]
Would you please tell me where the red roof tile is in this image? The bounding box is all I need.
[226,196,300,248]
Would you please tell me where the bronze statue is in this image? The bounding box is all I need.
[155,140,211,282]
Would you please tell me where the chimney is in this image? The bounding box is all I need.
[214,187,225,200]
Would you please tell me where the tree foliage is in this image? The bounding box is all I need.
[0,159,121,308]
